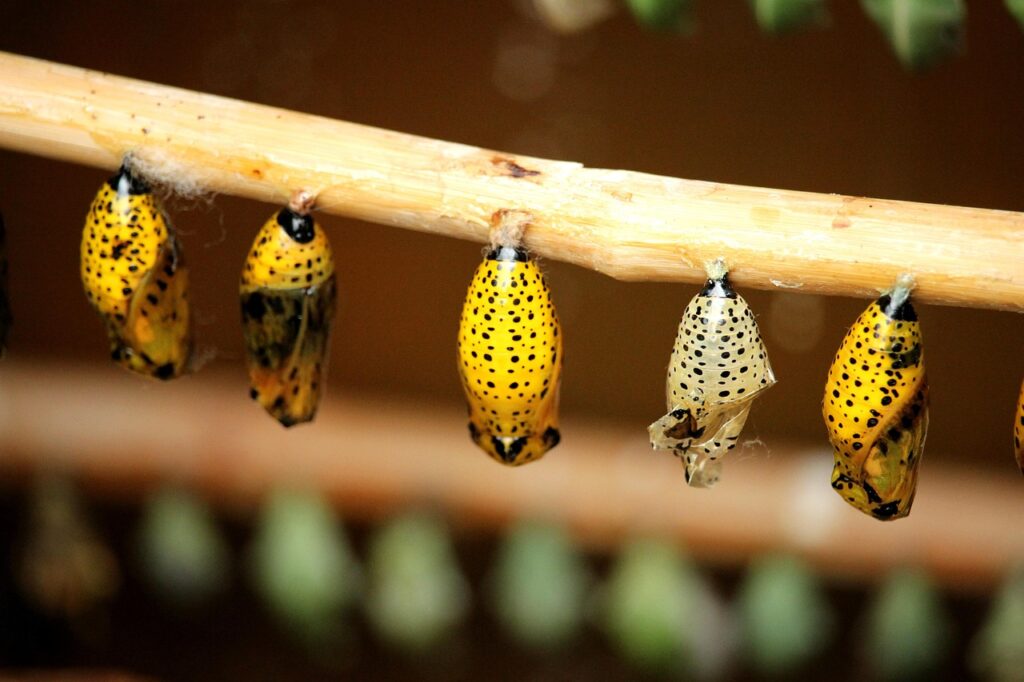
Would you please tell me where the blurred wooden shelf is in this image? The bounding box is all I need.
[0,359,1021,591]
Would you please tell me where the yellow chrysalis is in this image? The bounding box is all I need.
[824,277,927,521]
[456,245,562,465]
[80,165,191,379]
[240,208,336,427]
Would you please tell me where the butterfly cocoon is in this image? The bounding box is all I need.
[80,165,191,380]
[457,245,563,466]
[824,280,928,521]
[240,208,336,427]
[648,264,775,488]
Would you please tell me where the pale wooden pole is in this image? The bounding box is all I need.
[0,51,1021,311]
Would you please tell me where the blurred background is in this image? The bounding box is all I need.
[0,0,1023,679]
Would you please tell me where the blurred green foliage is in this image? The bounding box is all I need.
[625,0,694,32]
[600,538,700,673]
[971,566,1024,682]
[1008,0,1024,29]
[737,554,833,675]
[864,568,951,680]
[137,486,229,607]
[248,489,358,642]
[750,0,828,33]
[489,520,589,650]
[861,0,965,70]
[364,512,469,652]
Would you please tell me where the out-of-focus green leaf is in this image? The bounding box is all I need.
[600,538,700,673]
[248,489,357,642]
[490,520,588,650]
[625,0,694,32]
[1008,0,1024,31]
[138,486,229,607]
[861,0,965,70]
[364,512,469,652]
[737,554,833,675]
[750,0,828,34]
[864,569,951,680]
[970,566,1024,682]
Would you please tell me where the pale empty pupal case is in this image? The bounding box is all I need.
[648,262,775,487]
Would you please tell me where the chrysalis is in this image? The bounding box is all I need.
[457,244,563,466]
[80,164,191,379]
[648,260,775,487]
[824,275,928,521]
[0,213,11,356]
[1014,377,1023,475]
[240,207,336,427]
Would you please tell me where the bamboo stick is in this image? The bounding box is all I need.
[0,51,1021,311]
[0,360,1021,592]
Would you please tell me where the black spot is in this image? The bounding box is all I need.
[491,435,526,463]
[153,363,175,380]
[241,292,267,322]
[878,294,917,322]
[699,275,737,299]
[872,501,901,520]
[277,208,315,243]
[486,246,528,262]
[108,164,150,195]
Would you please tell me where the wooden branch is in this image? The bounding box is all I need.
[0,360,1021,592]
[0,51,1021,311]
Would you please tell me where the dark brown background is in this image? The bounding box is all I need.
[0,2,1022,679]
[1,0,1021,470]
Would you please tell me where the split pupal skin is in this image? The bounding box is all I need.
[240,208,337,427]
[824,293,928,521]
[0,213,10,356]
[80,165,191,380]
[1014,377,1023,475]
[456,246,563,466]
[648,274,775,487]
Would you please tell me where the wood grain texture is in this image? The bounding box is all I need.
[0,51,1021,310]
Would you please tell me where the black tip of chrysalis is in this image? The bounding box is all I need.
[277,208,315,244]
[699,273,737,299]
[878,294,918,322]
[108,164,150,196]
[486,246,528,262]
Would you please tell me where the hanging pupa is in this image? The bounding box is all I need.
[456,210,563,466]
[80,163,191,379]
[240,199,336,427]
[1014,377,1023,474]
[824,274,928,521]
[648,260,775,487]
[0,213,11,356]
